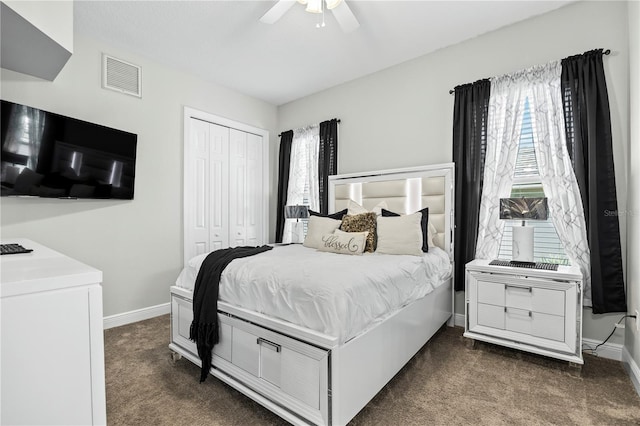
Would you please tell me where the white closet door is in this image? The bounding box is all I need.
[186,119,230,262]
[186,118,212,263]
[185,108,267,264]
[229,129,247,247]
[209,123,230,251]
[245,132,263,246]
[228,129,264,247]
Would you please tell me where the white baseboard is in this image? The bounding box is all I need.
[103,302,170,330]
[622,346,640,396]
[582,338,623,361]
[455,313,622,361]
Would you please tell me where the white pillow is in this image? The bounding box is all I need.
[316,231,368,255]
[375,212,423,256]
[347,199,388,216]
[303,216,342,249]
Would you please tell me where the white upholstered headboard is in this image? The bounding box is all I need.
[328,163,455,260]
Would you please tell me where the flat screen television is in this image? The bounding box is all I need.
[1,100,137,199]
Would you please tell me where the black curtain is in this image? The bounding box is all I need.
[318,119,338,214]
[561,49,626,313]
[452,80,491,292]
[275,130,294,243]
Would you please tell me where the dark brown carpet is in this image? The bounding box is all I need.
[105,315,640,425]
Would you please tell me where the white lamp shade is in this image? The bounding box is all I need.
[326,0,343,10]
[306,0,322,13]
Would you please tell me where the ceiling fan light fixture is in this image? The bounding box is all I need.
[306,0,323,14]
[325,0,342,10]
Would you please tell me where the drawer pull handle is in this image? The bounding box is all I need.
[504,307,533,317]
[257,337,281,353]
[506,285,532,293]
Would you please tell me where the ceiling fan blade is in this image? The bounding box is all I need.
[330,1,360,32]
[259,1,297,24]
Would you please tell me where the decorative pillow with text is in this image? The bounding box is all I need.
[317,231,368,255]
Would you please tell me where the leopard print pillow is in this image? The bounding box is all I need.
[340,212,377,253]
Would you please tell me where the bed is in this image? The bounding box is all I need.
[169,163,455,426]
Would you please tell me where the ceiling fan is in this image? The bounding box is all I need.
[260,0,360,32]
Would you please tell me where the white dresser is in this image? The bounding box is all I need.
[1,239,106,425]
[464,259,583,364]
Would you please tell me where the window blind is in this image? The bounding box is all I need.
[498,98,569,265]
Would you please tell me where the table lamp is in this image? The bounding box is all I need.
[499,197,548,264]
[285,205,309,243]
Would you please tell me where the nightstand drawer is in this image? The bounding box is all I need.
[477,280,566,317]
[477,304,566,342]
[505,285,565,316]
[477,303,505,329]
[477,281,504,306]
[505,308,565,341]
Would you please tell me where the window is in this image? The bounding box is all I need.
[282,126,319,243]
[299,154,311,236]
[497,98,569,265]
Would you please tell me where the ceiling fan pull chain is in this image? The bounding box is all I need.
[316,0,326,28]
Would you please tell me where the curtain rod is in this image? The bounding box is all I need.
[278,119,340,137]
[447,49,611,95]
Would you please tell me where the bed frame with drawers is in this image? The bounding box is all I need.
[169,163,455,425]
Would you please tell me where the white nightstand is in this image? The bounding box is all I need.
[464,259,584,364]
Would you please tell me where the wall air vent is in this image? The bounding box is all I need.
[102,54,142,98]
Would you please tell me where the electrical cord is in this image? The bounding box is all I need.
[589,314,636,354]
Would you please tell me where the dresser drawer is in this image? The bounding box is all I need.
[476,278,565,317]
[505,308,565,342]
[228,319,327,410]
[477,281,504,306]
[477,303,505,329]
[505,285,565,316]
[475,303,565,343]
[170,293,329,425]
[171,294,232,362]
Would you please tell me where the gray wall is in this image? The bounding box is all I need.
[625,0,640,378]
[277,0,632,344]
[1,1,634,351]
[0,35,278,317]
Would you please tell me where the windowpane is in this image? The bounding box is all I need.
[497,98,569,265]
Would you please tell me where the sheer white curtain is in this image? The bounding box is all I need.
[282,124,319,243]
[528,61,592,304]
[475,73,527,259]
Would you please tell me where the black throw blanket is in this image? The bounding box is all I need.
[189,245,273,382]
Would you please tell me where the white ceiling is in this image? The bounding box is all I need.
[74,1,575,106]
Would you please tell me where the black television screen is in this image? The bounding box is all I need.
[1,100,137,199]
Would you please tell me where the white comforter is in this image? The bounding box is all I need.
[176,244,451,343]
